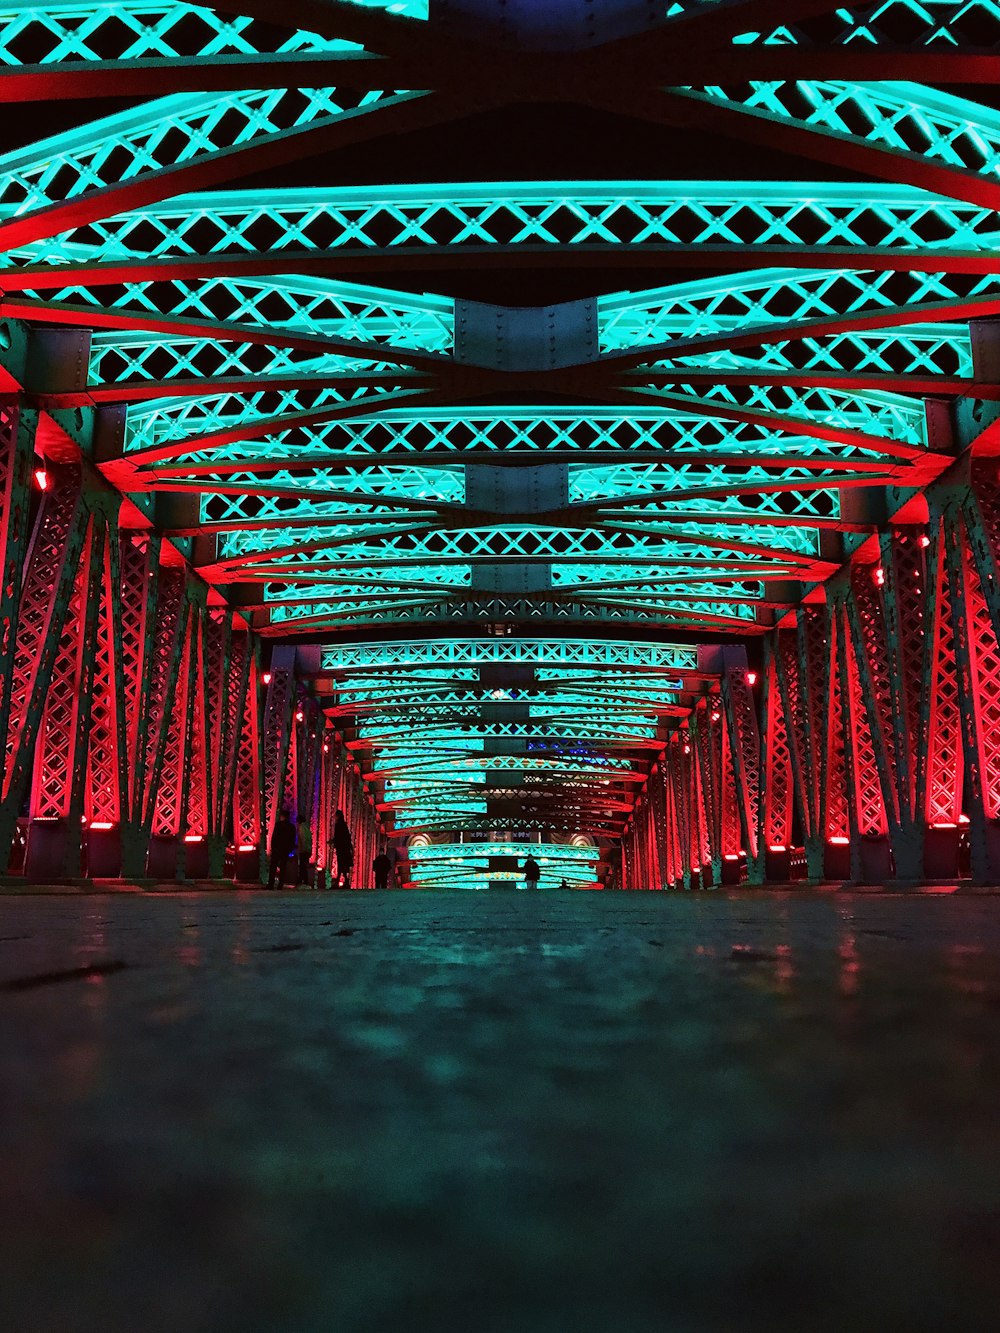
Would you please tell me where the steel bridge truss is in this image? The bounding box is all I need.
[6,0,1000,876]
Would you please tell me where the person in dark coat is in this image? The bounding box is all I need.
[332,809,354,889]
[296,816,312,886]
[372,851,392,890]
[268,809,296,891]
[523,855,541,889]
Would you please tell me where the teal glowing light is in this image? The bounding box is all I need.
[598,266,1000,353]
[3,0,986,850]
[405,841,601,890]
[14,180,1000,265]
[684,81,1000,181]
[0,2,368,66]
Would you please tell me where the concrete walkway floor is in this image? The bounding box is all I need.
[1,890,1000,1333]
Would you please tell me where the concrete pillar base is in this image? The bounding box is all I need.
[24,819,80,879]
[147,835,180,879]
[184,837,210,878]
[824,839,851,879]
[86,825,122,877]
[720,856,741,885]
[234,847,263,883]
[860,835,893,882]
[923,825,960,878]
[765,846,791,881]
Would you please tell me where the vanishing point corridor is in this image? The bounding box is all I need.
[7,0,1000,1325]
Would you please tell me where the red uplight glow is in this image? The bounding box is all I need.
[746,671,758,685]
[34,468,48,491]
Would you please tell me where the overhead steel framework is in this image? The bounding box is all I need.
[5,0,1000,884]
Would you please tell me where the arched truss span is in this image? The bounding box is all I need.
[5,0,1000,882]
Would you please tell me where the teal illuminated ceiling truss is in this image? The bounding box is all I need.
[3,0,996,845]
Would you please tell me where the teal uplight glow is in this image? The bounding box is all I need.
[405,841,601,890]
[14,180,1000,266]
[738,2,1000,51]
[321,639,700,672]
[318,636,706,839]
[598,266,1000,353]
[0,2,368,66]
[685,81,1000,181]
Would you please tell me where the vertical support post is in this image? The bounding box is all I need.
[86,513,128,874]
[262,646,296,845]
[138,570,191,877]
[844,561,915,876]
[234,637,265,883]
[774,621,822,878]
[758,636,792,880]
[0,403,36,784]
[719,649,762,883]
[0,462,88,869]
[939,498,1000,882]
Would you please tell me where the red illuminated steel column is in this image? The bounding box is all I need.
[204,615,253,878]
[84,510,129,874]
[774,617,822,878]
[909,519,964,876]
[26,497,111,877]
[296,697,323,886]
[116,532,160,877]
[648,761,668,889]
[937,495,1000,881]
[262,645,296,848]
[844,552,920,879]
[719,650,763,884]
[686,720,711,887]
[233,638,266,882]
[757,636,793,881]
[0,402,37,838]
[830,587,889,882]
[154,588,210,880]
[134,569,192,878]
[0,461,89,871]
[664,731,689,889]
[315,723,338,888]
[689,703,714,884]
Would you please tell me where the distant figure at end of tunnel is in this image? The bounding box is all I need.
[523,855,540,890]
[332,810,354,890]
[268,809,296,891]
[372,850,392,890]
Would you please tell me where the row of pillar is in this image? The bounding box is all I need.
[0,405,385,883]
[621,458,1000,887]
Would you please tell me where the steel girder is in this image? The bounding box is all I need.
[7,0,1000,865]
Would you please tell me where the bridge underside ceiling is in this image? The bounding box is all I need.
[5,0,1000,851]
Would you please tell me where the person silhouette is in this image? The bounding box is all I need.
[268,809,296,891]
[331,809,354,889]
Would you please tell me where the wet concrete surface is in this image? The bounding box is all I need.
[1,888,1000,1332]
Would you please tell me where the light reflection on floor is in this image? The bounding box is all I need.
[1,888,999,1331]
